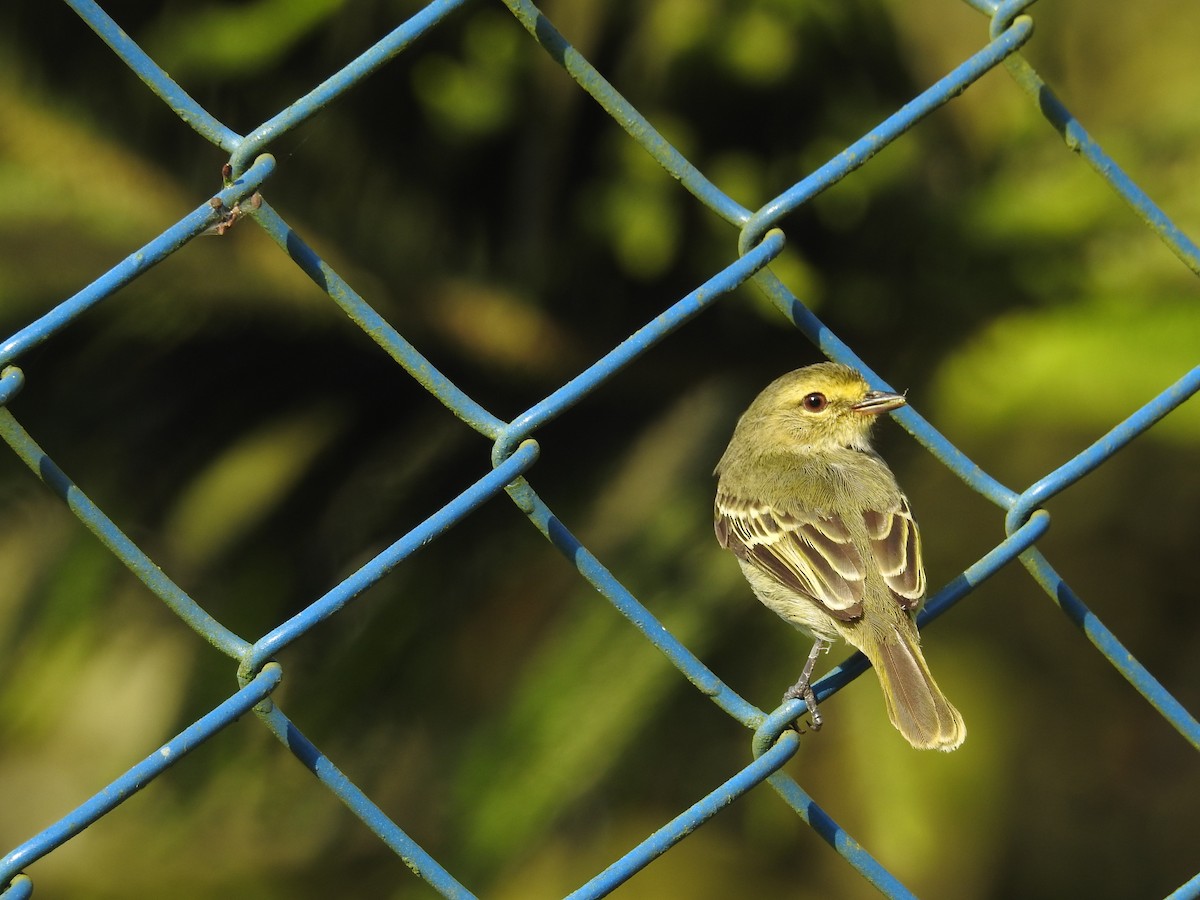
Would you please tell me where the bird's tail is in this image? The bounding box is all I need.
[868,623,966,752]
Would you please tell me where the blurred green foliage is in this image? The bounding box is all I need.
[0,0,1198,898]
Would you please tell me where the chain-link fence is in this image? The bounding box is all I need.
[1,0,1198,897]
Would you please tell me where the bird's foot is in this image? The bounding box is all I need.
[782,679,822,731]
[781,638,830,732]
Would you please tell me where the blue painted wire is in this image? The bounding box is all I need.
[1022,547,1200,751]
[0,665,282,888]
[960,0,1003,13]
[63,0,241,149]
[0,366,23,408]
[1167,870,1200,900]
[64,0,473,168]
[493,230,786,465]
[0,874,32,900]
[981,5,1200,275]
[230,0,471,173]
[0,154,275,368]
[506,477,763,727]
[765,770,919,899]
[0,402,251,659]
[1007,367,1200,534]
[255,703,478,899]
[249,199,508,439]
[239,441,540,680]
[987,0,1040,34]
[739,15,1034,255]
[1004,58,1200,275]
[920,512,1050,626]
[565,733,801,899]
[500,0,753,229]
[747,716,912,896]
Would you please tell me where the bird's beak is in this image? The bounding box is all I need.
[852,389,906,415]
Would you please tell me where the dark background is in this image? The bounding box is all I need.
[0,0,1198,897]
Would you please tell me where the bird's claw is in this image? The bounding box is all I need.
[781,638,828,733]
[783,680,822,732]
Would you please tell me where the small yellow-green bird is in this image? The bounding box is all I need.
[714,362,965,751]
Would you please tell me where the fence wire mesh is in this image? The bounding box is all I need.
[1,0,1198,897]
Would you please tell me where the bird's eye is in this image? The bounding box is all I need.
[802,392,828,412]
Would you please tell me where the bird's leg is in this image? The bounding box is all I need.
[782,638,830,731]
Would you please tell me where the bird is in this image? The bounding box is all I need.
[714,362,965,751]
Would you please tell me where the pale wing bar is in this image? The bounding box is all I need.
[862,498,925,608]
[717,494,927,619]
[715,495,865,621]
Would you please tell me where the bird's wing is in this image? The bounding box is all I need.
[714,492,865,621]
[862,496,925,609]
[715,491,927,619]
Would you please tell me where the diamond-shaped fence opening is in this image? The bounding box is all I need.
[1,1,1198,897]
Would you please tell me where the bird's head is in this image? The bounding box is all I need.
[734,362,906,453]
